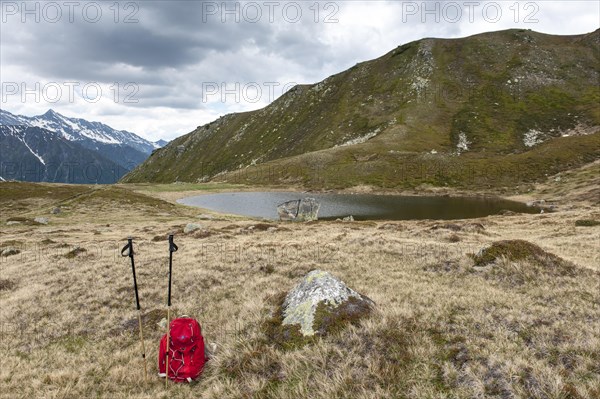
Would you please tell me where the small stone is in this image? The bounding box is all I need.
[196,214,214,220]
[34,217,49,225]
[51,207,61,215]
[6,221,20,226]
[526,199,546,207]
[184,223,203,234]
[205,342,217,359]
[342,216,354,222]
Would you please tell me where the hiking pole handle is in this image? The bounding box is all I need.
[123,238,141,311]
[169,234,178,253]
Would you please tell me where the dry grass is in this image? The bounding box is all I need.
[0,174,599,399]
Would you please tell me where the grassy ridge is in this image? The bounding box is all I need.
[217,133,600,189]
[122,28,600,187]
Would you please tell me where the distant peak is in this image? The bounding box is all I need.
[43,109,59,117]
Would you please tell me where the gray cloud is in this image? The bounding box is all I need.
[1,0,598,140]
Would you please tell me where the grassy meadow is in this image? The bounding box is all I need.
[0,162,599,398]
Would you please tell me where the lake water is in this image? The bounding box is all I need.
[177,192,538,221]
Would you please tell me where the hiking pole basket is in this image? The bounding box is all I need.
[165,234,178,387]
[121,237,148,384]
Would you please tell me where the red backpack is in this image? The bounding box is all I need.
[158,317,206,382]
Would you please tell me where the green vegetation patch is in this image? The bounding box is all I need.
[262,292,313,351]
[131,182,244,192]
[119,308,168,334]
[55,335,88,354]
[0,182,90,203]
[471,240,580,284]
[0,278,17,291]
[575,219,600,227]
[64,247,87,259]
[473,240,563,266]
[312,296,375,337]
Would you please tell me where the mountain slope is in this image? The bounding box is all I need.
[0,109,159,170]
[123,28,600,187]
[0,125,126,183]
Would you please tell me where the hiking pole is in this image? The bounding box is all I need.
[165,234,178,387]
[121,237,148,385]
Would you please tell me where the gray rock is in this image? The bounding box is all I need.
[277,198,320,222]
[1,247,20,257]
[282,270,374,336]
[476,246,488,258]
[527,199,546,207]
[6,221,20,226]
[196,214,214,220]
[184,223,203,234]
[342,215,354,222]
[34,217,49,225]
[51,207,61,214]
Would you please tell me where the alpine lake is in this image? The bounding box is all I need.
[178,192,539,221]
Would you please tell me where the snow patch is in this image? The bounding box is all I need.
[20,137,46,165]
[78,128,120,144]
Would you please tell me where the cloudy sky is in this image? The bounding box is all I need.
[1,1,598,142]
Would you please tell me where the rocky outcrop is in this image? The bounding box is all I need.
[277,198,320,222]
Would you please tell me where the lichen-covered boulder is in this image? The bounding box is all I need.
[281,270,374,337]
[277,198,320,222]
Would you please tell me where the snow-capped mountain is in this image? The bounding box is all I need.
[0,125,127,183]
[0,109,163,170]
[153,139,169,148]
